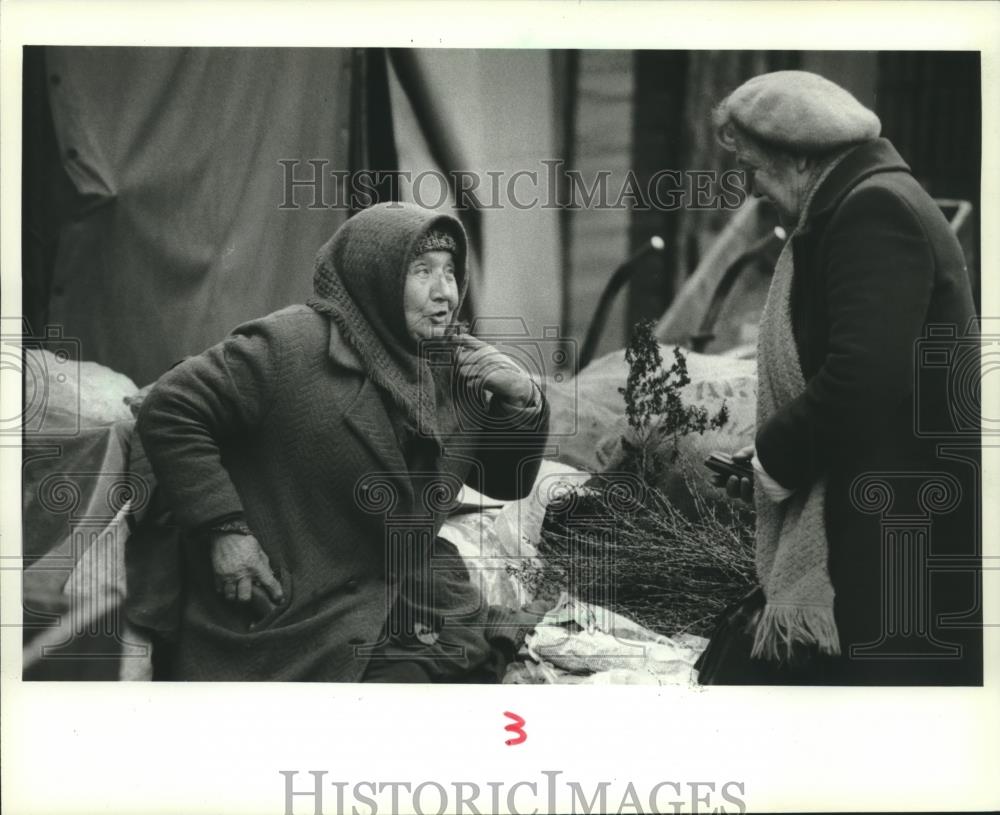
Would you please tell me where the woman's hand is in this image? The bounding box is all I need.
[451,334,538,408]
[211,533,284,604]
[711,444,755,504]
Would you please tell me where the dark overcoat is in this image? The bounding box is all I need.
[700,138,982,685]
[135,305,548,681]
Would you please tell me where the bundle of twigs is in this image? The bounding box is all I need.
[515,470,756,637]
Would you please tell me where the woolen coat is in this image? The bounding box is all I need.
[135,305,549,681]
[700,138,981,685]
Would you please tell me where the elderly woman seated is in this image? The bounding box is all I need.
[134,203,547,682]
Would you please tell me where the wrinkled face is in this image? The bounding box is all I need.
[735,143,812,223]
[403,250,459,342]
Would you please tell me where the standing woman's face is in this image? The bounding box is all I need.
[735,142,814,224]
[403,250,459,342]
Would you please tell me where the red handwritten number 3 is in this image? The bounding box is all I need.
[503,711,526,745]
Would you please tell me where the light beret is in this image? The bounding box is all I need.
[720,70,881,153]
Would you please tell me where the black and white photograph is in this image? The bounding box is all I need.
[3,2,999,814]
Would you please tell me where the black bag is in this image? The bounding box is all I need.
[696,587,835,685]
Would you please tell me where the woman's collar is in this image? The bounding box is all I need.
[326,317,365,373]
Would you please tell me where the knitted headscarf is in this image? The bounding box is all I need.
[307,202,469,441]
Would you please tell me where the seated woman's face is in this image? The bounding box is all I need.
[403,250,460,342]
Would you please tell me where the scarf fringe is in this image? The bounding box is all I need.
[750,152,853,666]
[750,603,841,662]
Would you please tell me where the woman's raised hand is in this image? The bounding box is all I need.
[211,533,285,604]
[450,333,538,409]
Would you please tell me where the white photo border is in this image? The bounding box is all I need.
[2,2,998,814]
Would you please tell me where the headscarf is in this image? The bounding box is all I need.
[307,202,469,443]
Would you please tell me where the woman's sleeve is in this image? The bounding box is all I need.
[754,183,935,490]
[136,320,281,532]
[465,387,551,501]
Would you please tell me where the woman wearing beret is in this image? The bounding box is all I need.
[136,202,548,682]
[699,71,981,685]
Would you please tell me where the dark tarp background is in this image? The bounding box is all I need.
[27,47,354,386]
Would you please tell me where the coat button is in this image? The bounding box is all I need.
[415,622,439,646]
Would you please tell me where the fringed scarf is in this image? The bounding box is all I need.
[752,152,850,662]
[306,202,469,444]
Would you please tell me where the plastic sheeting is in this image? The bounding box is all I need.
[42,47,353,385]
[22,415,150,680]
[21,352,149,680]
[505,594,708,685]
[439,462,589,609]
